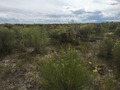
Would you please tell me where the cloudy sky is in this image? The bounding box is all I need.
[0,0,120,24]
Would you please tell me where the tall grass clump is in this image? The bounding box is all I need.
[0,29,16,54]
[113,41,120,75]
[99,38,115,59]
[19,27,48,54]
[14,27,29,52]
[115,27,120,38]
[30,27,48,54]
[38,49,91,90]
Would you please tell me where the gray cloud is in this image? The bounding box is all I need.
[109,2,119,5]
[111,0,120,5]
[71,9,102,16]
[109,0,120,5]
[86,12,104,22]
[86,10,120,22]
[46,14,73,18]
[71,9,87,15]
[115,0,120,2]
[0,17,21,24]
[0,0,120,23]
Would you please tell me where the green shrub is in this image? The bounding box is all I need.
[30,27,48,53]
[49,29,62,45]
[13,28,28,52]
[38,49,91,90]
[78,24,93,41]
[19,27,48,54]
[0,29,16,54]
[114,27,120,38]
[50,28,79,45]
[4,23,13,29]
[113,41,120,74]
[99,38,115,59]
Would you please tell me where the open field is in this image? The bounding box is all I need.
[0,22,120,90]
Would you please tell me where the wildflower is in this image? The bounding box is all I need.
[97,67,101,71]
[95,66,98,69]
[61,59,64,61]
[93,69,98,73]
[61,63,64,67]
[88,61,92,65]
[68,47,71,50]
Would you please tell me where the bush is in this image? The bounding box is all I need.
[50,28,79,45]
[78,24,93,41]
[114,27,120,37]
[99,38,115,59]
[19,27,48,54]
[0,29,16,54]
[113,41,120,74]
[38,49,91,90]
[13,27,29,52]
[30,27,48,53]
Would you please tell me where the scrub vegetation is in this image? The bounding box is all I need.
[0,22,120,90]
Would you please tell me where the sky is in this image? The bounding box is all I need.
[0,0,120,24]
